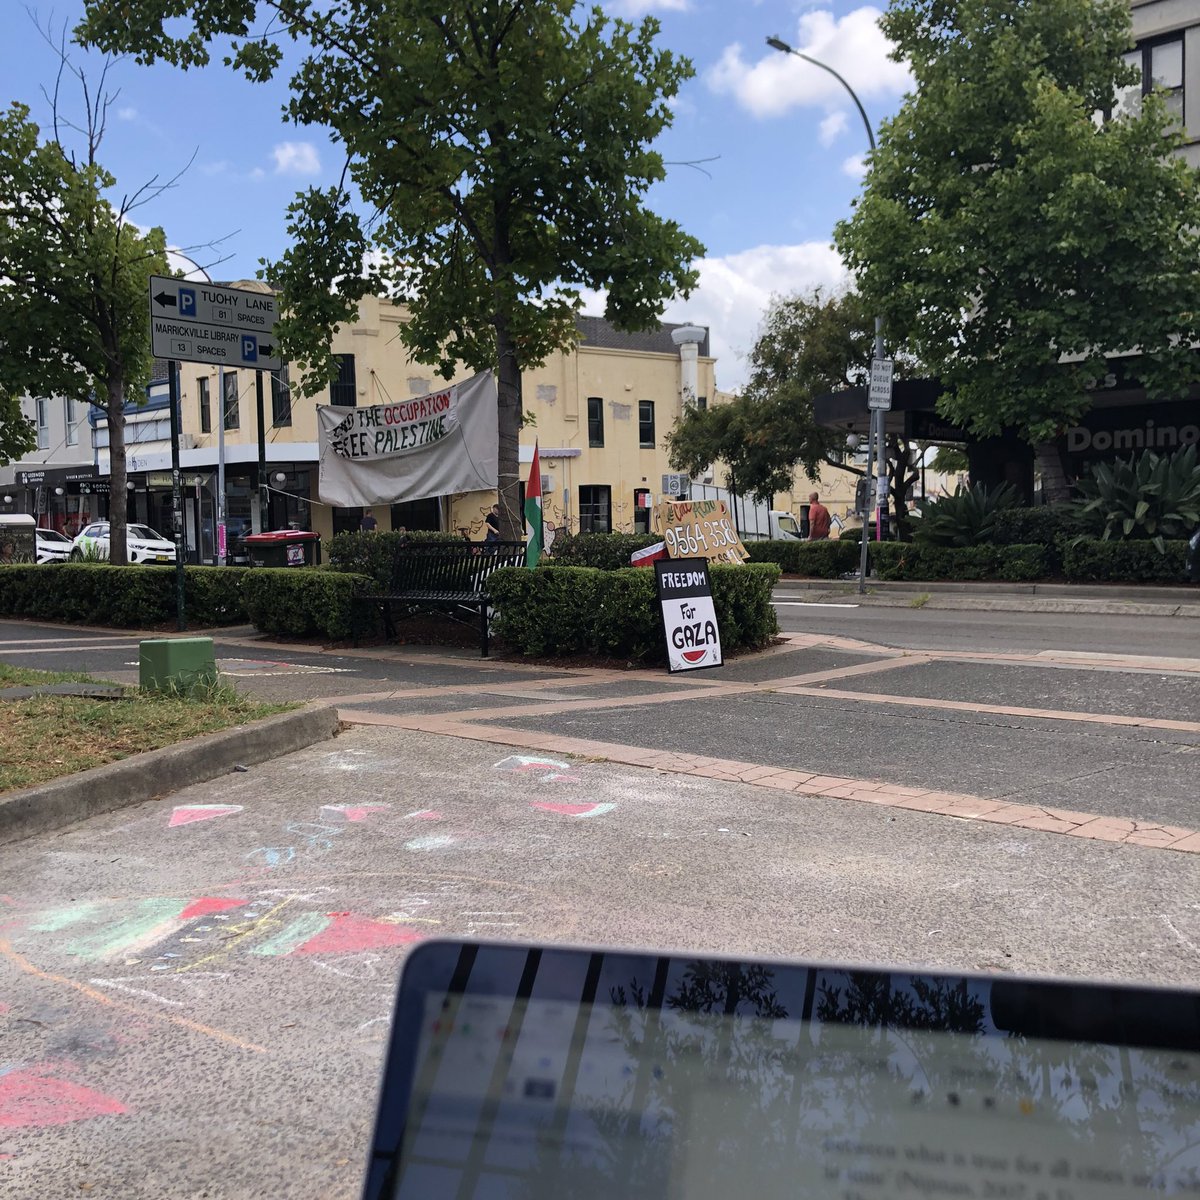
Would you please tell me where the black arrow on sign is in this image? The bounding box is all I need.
[153,291,177,308]
[259,344,276,358]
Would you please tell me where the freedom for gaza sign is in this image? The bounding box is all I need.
[655,558,723,673]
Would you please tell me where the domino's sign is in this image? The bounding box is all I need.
[655,558,723,673]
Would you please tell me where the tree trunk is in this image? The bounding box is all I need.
[106,373,128,566]
[494,320,524,542]
[1034,439,1072,503]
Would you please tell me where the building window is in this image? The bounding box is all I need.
[697,395,707,412]
[1116,35,1184,123]
[65,397,79,446]
[638,400,656,449]
[223,371,240,430]
[331,354,357,406]
[587,397,604,447]
[272,364,292,427]
[198,377,211,434]
[633,488,652,534]
[36,398,49,450]
[578,485,611,533]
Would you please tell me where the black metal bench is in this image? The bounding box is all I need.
[366,540,526,656]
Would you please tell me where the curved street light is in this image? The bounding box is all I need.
[767,35,888,587]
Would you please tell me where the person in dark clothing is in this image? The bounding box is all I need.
[360,508,378,532]
[484,504,501,542]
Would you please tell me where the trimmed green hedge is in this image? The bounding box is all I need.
[328,529,466,587]
[1062,538,1189,583]
[869,543,1050,582]
[547,531,662,569]
[490,562,781,661]
[242,568,377,640]
[0,564,251,627]
[746,539,860,577]
[989,504,1087,547]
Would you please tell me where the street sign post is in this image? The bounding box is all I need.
[149,276,281,372]
[868,358,894,411]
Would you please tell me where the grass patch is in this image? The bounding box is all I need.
[0,663,101,688]
[0,664,293,794]
[909,593,931,609]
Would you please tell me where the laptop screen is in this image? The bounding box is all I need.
[363,941,1200,1199]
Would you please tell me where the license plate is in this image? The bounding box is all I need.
[156,555,170,562]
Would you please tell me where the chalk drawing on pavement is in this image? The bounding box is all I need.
[404,809,442,821]
[169,804,243,828]
[530,802,616,819]
[0,1063,127,1128]
[320,804,391,823]
[404,834,457,852]
[494,755,581,783]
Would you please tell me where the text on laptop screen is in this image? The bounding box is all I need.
[367,944,1200,1199]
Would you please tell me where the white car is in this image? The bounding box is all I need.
[71,521,177,564]
[35,527,74,563]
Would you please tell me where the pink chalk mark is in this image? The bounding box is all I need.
[405,809,442,821]
[530,802,616,818]
[168,804,242,828]
[179,897,248,921]
[0,1069,127,1128]
[320,803,390,823]
[0,1002,11,1014]
[292,914,426,956]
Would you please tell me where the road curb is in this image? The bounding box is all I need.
[0,703,340,847]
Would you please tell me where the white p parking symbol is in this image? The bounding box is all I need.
[241,336,257,362]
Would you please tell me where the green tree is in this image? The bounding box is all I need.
[668,289,873,502]
[79,0,702,539]
[667,287,924,535]
[835,0,1200,500]
[0,90,168,563]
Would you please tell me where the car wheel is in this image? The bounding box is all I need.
[69,549,83,561]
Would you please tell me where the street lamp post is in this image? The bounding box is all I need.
[766,36,886,594]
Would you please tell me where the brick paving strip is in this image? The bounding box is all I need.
[337,709,1200,854]
[324,632,1200,855]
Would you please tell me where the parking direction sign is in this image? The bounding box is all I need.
[149,276,282,371]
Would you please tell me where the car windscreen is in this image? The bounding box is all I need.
[38,529,72,542]
[128,525,164,541]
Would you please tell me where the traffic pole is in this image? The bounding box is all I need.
[255,370,268,532]
[857,317,885,594]
[167,360,187,631]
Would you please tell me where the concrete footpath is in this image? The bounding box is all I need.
[2,600,1200,1196]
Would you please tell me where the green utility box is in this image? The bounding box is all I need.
[139,637,217,694]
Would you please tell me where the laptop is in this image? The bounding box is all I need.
[362,940,1200,1199]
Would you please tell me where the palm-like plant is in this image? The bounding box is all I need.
[1074,445,1200,552]
[910,482,1021,547]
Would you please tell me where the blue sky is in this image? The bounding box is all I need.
[1,0,911,389]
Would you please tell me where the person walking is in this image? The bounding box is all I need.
[807,492,831,541]
[359,508,378,532]
[484,504,501,542]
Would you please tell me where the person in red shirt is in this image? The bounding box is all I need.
[807,492,831,540]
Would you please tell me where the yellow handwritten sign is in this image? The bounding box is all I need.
[659,499,748,564]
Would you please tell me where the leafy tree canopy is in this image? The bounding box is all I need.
[667,288,874,503]
[78,0,704,537]
[835,0,1200,445]
[0,101,167,467]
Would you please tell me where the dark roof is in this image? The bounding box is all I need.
[575,315,709,358]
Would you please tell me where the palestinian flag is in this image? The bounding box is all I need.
[524,442,543,568]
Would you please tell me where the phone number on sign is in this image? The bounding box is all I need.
[663,519,738,557]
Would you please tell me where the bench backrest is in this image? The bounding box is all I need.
[389,541,526,594]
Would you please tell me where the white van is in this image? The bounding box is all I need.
[0,513,37,563]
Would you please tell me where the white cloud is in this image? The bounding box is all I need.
[707,7,909,121]
[841,153,866,179]
[117,106,138,121]
[250,166,266,181]
[580,241,849,392]
[199,160,231,177]
[272,141,321,176]
[818,111,848,146]
[604,0,689,14]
